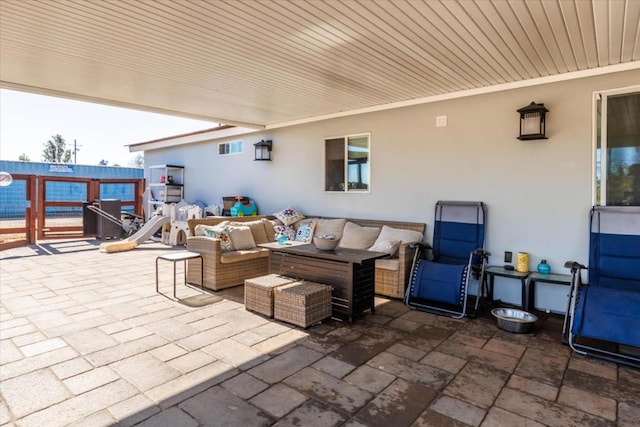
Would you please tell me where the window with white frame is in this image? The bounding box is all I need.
[325,133,370,192]
[218,140,243,156]
[594,87,640,206]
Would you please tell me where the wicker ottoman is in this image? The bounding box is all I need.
[245,274,295,317]
[274,281,332,328]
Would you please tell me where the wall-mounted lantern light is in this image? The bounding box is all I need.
[254,139,272,161]
[517,102,549,140]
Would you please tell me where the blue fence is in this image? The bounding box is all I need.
[0,161,143,218]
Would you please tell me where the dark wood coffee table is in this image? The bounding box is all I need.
[262,243,388,322]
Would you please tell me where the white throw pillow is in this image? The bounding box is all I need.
[374,225,423,245]
[368,239,401,256]
[338,222,380,250]
[315,218,347,239]
[226,225,256,250]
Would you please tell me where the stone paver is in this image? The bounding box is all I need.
[367,351,452,390]
[343,364,396,394]
[248,345,323,384]
[558,385,617,421]
[249,383,308,418]
[135,407,198,427]
[284,367,372,415]
[312,355,356,378]
[111,353,180,391]
[0,368,72,418]
[62,328,118,355]
[62,365,120,395]
[179,386,273,426]
[272,399,347,427]
[222,372,269,399]
[481,407,545,427]
[444,362,510,409]
[495,387,615,427]
[355,378,436,426]
[430,395,486,427]
[202,337,269,370]
[107,394,161,427]
[166,349,215,373]
[0,243,634,427]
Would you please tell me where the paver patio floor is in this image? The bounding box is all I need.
[1,240,638,426]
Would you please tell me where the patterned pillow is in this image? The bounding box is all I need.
[273,224,296,241]
[295,221,316,243]
[203,226,235,252]
[274,207,305,226]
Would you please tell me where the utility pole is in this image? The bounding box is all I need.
[73,139,82,164]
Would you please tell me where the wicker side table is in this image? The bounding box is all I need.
[245,274,295,317]
[274,281,332,328]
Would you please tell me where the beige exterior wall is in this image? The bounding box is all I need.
[145,69,639,312]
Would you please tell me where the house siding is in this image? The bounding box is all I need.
[143,69,639,312]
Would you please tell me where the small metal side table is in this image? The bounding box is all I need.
[484,266,530,311]
[527,272,572,311]
[156,251,204,299]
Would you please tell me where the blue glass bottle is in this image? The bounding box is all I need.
[537,259,551,274]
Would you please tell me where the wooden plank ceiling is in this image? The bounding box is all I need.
[1,0,639,129]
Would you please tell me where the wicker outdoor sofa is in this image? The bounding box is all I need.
[185,215,426,298]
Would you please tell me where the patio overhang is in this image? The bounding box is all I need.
[1,0,639,134]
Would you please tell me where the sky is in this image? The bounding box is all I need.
[0,89,218,167]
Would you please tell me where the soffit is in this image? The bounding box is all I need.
[1,0,639,128]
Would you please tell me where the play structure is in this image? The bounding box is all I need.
[99,214,171,253]
[161,201,203,246]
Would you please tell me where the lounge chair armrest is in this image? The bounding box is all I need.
[564,261,586,272]
[474,248,490,258]
[410,242,431,250]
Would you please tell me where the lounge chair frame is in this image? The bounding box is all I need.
[405,201,488,318]
[564,206,640,368]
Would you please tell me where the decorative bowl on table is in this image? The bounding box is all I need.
[491,308,538,334]
[313,236,339,251]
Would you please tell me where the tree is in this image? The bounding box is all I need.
[42,134,72,163]
[128,153,144,169]
[18,153,30,161]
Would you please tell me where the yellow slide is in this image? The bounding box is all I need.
[100,215,171,253]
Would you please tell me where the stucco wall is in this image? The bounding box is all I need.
[144,69,639,312]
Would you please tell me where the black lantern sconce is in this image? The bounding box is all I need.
[517,102,549,140]
[254,139,272,161]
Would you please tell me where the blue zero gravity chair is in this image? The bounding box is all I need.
[564,206,640,367]
[405,201,488,318]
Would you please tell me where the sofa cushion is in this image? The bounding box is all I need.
[220,248,270,264]
[194,221,229,237]
[202,226,235,252]
[295,221,316,243]
[338,222,380,250]
[374,225,423,245]
[227,225,256,250]
[315,218,347,239]
[368,239,401,256]
[261,218,280,241]
[376,258,400,271]
[274,207,305,226]
[229,220,268,245]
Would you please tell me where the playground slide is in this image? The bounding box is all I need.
[100,215,171,253]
